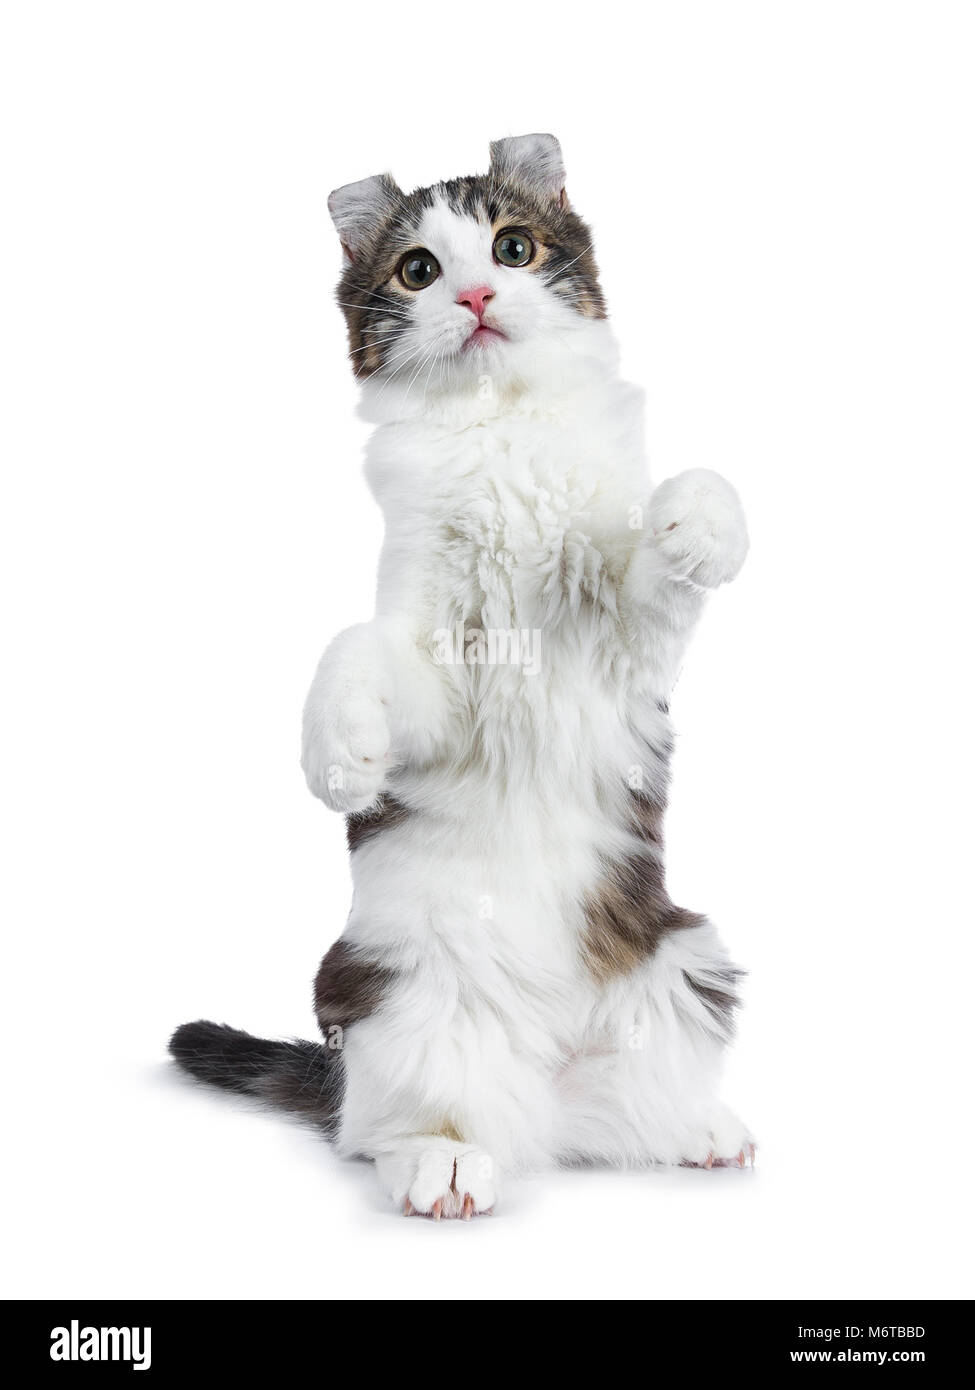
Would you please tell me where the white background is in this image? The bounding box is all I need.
[2,1,973,1301]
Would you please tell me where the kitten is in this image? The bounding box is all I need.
[171,134,754,1219]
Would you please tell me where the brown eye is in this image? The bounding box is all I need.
[493,229,534,267]
[398,250,440,290]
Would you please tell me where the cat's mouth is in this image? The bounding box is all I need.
[464,323,507,350]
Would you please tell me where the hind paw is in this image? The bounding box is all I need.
[683,1141,757,1170]
[682,1108,756,1169]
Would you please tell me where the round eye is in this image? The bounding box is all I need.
[398,250,440,290]
[493,229,534,267]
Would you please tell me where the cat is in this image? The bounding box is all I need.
[170,134,754,1219]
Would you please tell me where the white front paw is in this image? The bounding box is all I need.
[650,468,749,588]
[377,1140,498,1220]
[301,692,391,813]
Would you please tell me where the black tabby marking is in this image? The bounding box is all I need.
[346,793,411,852]
[582,782,743,1035]
[583,785,699,982]
[314,939,395,1033]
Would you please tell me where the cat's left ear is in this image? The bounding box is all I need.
[488,133,566,205]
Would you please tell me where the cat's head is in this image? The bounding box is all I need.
[328,135,606,399]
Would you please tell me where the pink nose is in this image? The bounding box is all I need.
[456,285,495,320]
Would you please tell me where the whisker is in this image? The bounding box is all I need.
[544,241,595,279]
[400,336,443,403]
[349,328,404,349]
[348,334,402,355]
[335,300,411,319]
[545,284,600,304]
[370,335,426,392]
[422,340,448,399]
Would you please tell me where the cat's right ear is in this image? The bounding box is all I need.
[327,174,402,262]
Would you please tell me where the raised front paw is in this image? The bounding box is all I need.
[301,691,392,813]
[650,468,749,588]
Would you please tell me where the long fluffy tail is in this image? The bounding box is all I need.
[169,1020,342,1132]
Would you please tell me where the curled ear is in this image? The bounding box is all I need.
[489,133,566,204]
[327,173,403,261]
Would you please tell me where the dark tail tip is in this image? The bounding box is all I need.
[169,1019,342,1129]
[169,1019,285,1093]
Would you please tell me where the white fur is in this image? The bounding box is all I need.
[303,198,751,1213]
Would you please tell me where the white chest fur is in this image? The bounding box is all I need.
[361,380,668,839]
